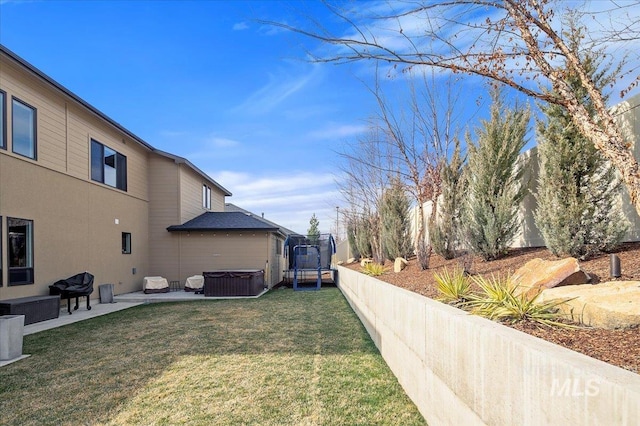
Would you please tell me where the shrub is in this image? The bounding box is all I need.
[380,179,413,261]
[461,87,529,261]
[430,140,466,260]
[467,274,575,328]
[361,262,386,276]
[434,267,472,307]
[534,33,627,259]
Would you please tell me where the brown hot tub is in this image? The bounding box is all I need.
[203,270,265,297]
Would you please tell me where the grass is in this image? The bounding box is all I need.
[0,287,425,426]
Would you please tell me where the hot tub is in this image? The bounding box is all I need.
[203,270,265,297]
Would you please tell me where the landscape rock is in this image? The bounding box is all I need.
[394,257,408,273]
[539,281,640,329]
[347,258,357,264]
[513,257,590,299]
[360,258,373,267]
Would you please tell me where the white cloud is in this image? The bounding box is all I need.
[211,170,343,234]
[307,123,368,140]
[205,136,241,148]
[233,22,249,31]
[158,130,190,138]
[232,63,323,115]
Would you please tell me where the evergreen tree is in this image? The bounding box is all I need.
[354,214,374,259]
[534,31,627,259]
[462,87,530,261]
[307,213,320,245]
[380,179,413,260]
[430,139,466,259]
[346,216,360,259]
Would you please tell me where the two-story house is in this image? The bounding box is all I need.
[0,44,290,301]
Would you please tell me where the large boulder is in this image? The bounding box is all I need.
[539,281,640,329]
[513,257,590,299]
[394,257,408,273]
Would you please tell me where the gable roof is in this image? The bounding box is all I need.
[0,44,229,196]
[166,211,280,233]
[154,149,231,196]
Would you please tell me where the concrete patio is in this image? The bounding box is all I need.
[23,289,269,336]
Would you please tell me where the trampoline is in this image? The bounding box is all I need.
[284,233,336,291]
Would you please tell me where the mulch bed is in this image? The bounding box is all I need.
[343,242,640,374]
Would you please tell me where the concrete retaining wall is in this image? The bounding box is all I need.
[337,266,640,425]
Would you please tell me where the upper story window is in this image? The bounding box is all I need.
[0,90,6,150]
[203,184,211,210]
[12,97,37,159]
[91,139,127,191]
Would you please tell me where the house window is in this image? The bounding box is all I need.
[122,232,131,254]
[91,139,127,191]
[0,90,6,150]
[12,97,37,159]
[202,184,211,209]
[7,217,34,286]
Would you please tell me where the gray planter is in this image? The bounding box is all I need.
[0,315,25,361]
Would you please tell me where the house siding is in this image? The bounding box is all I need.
[0,49,150,299]
[0,155,149,299]
[176,232,275,286]
[0,46,290,301]
[147,154,181,281]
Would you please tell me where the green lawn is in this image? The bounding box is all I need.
[0,287,425,425]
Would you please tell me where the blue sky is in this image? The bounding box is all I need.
[1,1,637,235]
[0,0,381,235]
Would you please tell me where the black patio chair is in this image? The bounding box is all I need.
[49,272,94,314]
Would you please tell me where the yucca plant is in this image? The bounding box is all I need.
[361,262,386,276]
[468,274,576,328]
[434,267,472,307]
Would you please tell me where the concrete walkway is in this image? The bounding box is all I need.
[23,288,269,335]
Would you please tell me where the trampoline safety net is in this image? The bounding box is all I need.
[283,233,336,270]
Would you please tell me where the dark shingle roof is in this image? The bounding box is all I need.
[167,212,279,232]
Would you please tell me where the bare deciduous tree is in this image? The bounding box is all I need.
[338,127,391,264]
[367,71,461,269]
[269,0,640,215]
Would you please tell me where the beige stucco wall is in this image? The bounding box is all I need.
[173,231,281,287]
[147,154,181,282]
[179,164,226,222]
[0,155,149,299]
[147,154,230,282]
